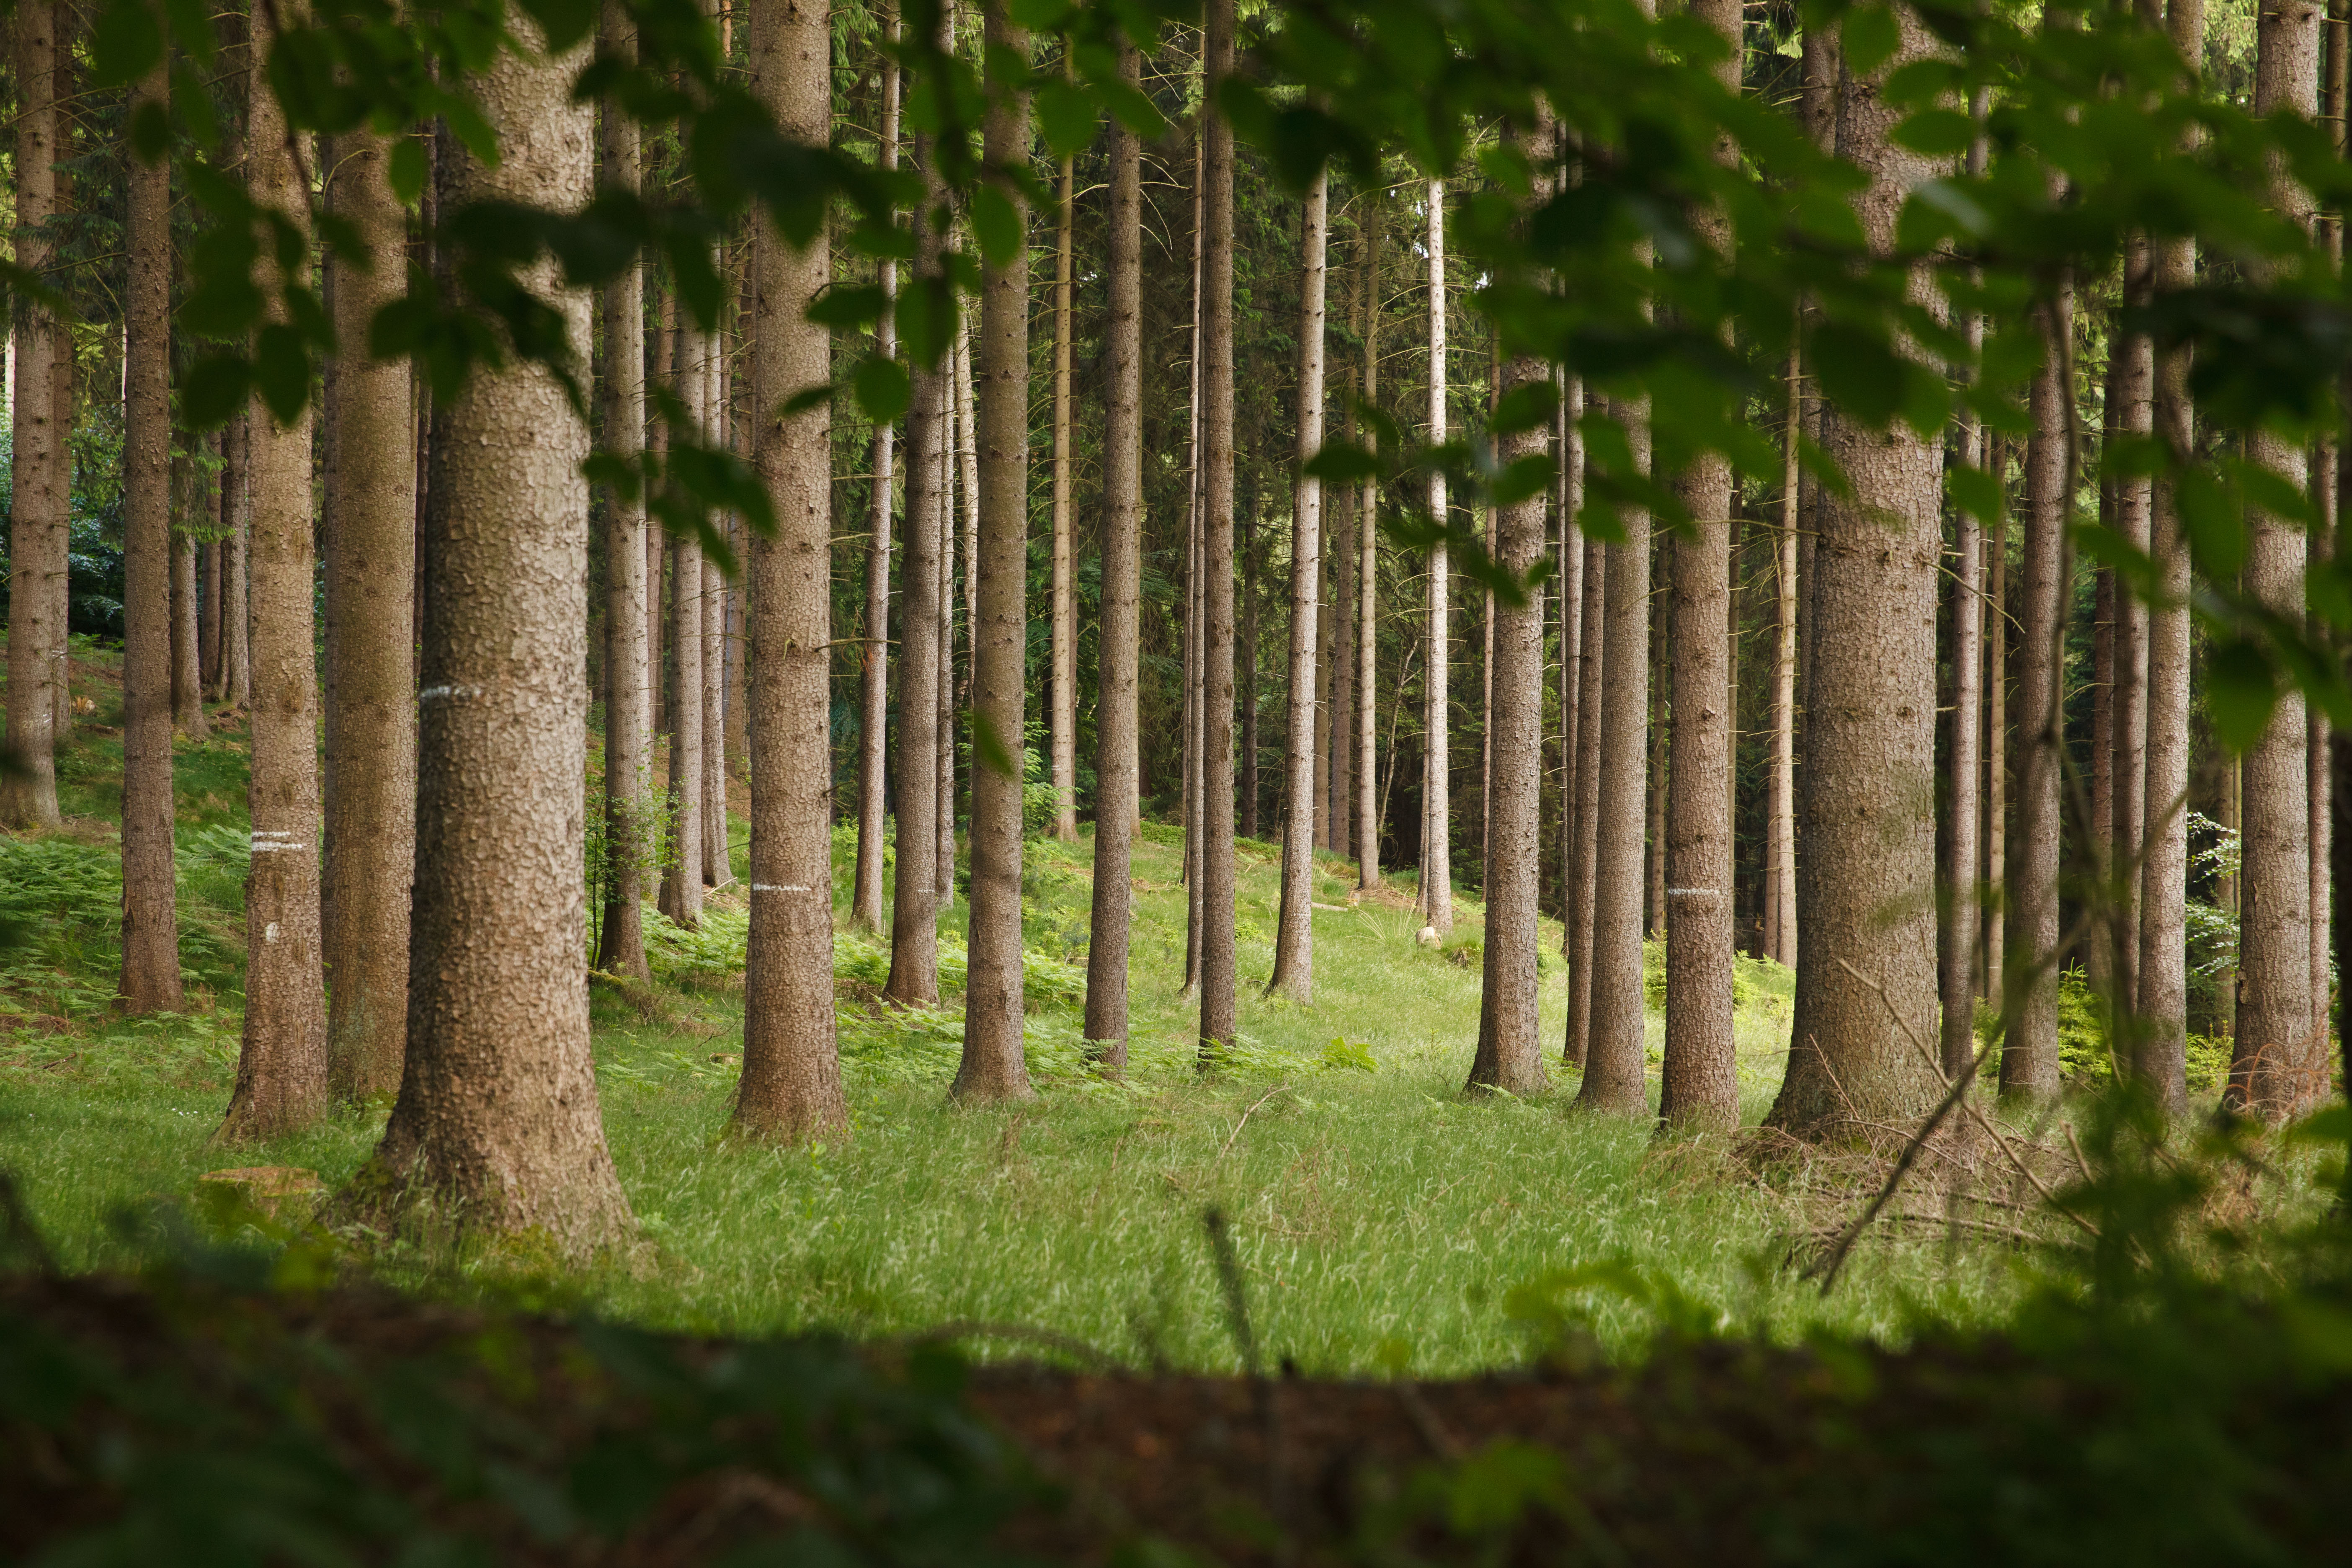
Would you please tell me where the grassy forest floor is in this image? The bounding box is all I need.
[0,637,2042,1371]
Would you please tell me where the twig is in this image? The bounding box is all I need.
[2063,1121,2097,1189]
[1218,1083,1290,1162]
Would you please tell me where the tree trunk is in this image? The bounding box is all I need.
[1983,458,2006,1003]
[1767,347,1799,970]
[954,0,1035,1104]
[1578,395,1649,1115]
[2234,0,2321,1118]
[1357,205,1382,890]
[2112,244,2154,1015]
[1565,534,1605,1069]
[1269,170,1328,1002]
[221,28,329,1136]
[1942,334,1985,1081]
[2003,285,2071,1102]
[1330,377,1356,867]
[1468,115,1555,1099]
[1659,0,1739,1130]
[734,0,849,1142]
[851,23,900,936]
[1645,609,1667,939]
[1049,146,1078,843]
[1766,8,1949,1137]
[1241,499,1260,841]
[322,124,419,1102]
[3,0,64,829]
[649,293,671,744]
[1181,116,1207,993]
[172,521,210,737]
[885,3,949,1008]
[595,0,652,982]
[949,310,979,903]
[1558,372,1585,954]
[117,59,183,1017]
[1083,44,1144,1068]
[702,545,727,884]
[661,517,705,925]
[1197,0,1240,1059]
[1421,178,1452,936]
[199,534,222,695]
[365,19,635,1251]
[224,408,252,709]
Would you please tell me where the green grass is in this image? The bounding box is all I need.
[0,637,2027,1374]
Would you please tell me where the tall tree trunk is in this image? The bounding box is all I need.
[2112,243,2154,1015]
[1983,458,2006,1003]
[1645,609,1667,939]
[954,0,1035,1103]
[1767,8,1948,1137]
[647,300,668,743]
[1565,534,1605,1068]
[322,124,419,1101]
[366,18,634,1251]
[117,59,183,1016]
[661,520,705,925]
[949,310,979,903]
[1356,205,1382,890]
[885,1,949,1007]
[1084,44,1144,1067]
[702,542,727,882]
[171,521,209,737]
[735,0,848,1141]
[1181,116,1207,992]
[1197,0,1240,1058]
[2234,0,2321,1117]
[3,0,64,828]
[1940,97,1989,1076]
[1659,0,1740,1130]
[1241,499,1260,841]
[1767,347,1799,969]
[2003,286,2071,1101]
[199,534,222,695]
[1577,395,1649,1115]
[1049,145,1078,842]
[1330,323,1356,868]
[1468,113,1555,1099]
[596,0,652,981]
[1558,371,1585,954]
[1421,178,1453,935]
[851,20,900,935]
[1269,170,1328,1001]
[224,408,252,708]
[221,29,330,1135]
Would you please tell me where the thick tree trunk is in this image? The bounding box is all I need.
[117,59,183,1017]
[1564,535,1605,1069]
[1578,399,1649,1115]
[1659,1,1739,1130]
[595,0,651,981]
[954,0,1035,1103]
[1767,8,1948,1137]
[1269,170,1328,1002]
[734,0,849,1141]
[1049,147,1078,843]
[322,124,419,1101]
[1083,46,1144,1067]
[366,21,635,1251]
[221,32,329,1136]
[3,0,64,829]
[2233,0,2321,1117]
[1356,207,1382,889]
[884,10,949,1008]
[2003,289,2071,1101]
[1421,179,1452,936]
[851,26,900,936]
[1197,0,1240,1059]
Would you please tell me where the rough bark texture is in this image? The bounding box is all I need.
[2111,245,2153,1013]
[1659,4,1739,1131]
[224,409,251,709]
[1982,459,2006,1004]
[1269,171,1327,1003]
[1766,9,1947,1138]
[5,0,64,828]
[733,0,849,1142]
[1356,211,1382,890]
[2233,0,2321,1118]
[1083,49,1144,1068]
[221,36,328,1137]
[199,536,221,695]
[1197,0,1240,1059]
[851,36,899,936]
[1049,149,1078,843]
[171,527,209,737]
[954,0,1036,1103]
[117,60,184,1018]
[2138,214,2194,1108]
[1943,367,1985,1082]
[948,317,977,906]
[1421,180,1453,936]
[1565,536,1605,1069]
[595,0,652,983]
[366,23,635,1253]
[1557,372,1584,956]
[661,525,704,926]
[701,548,727,884]
[322,125,419,1103]
[1768,350,1800,970]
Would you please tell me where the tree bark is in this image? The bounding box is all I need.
[1767,347,1799,970]
[734,0,849,1141]
[851,20,900,935]
[172,518,209,738]
[1241,499,1260,841]
[1049,145,1078,843]
[702,542,727,882]
[1766,7,1948,1137]
[885,2,949,1007]
[221,28,329,1135]
[365,19,635,1251]
[1565,534,1605,1069]
[1421,179,1452,936]
[1197,0,1240,1058]
[954,0,1036,1103]
[1084,44,1144,1067]
[118,58,183,1017]
[949,310,979,904]
[661,523,705,926]
[2233,0,2321,1117]
[199,534,222,696]
[1942,327,1985,1081]
[1558,371,1584,954]
[1357,204,1382,889]
[224,408,252,709]
[1983,458,2006,1003]
[1269,170,1327,1002]
[595,0,652,982]
[1579,399,1649,1115]
[322,124,419,1101]
[2112,244,2154,1015]
[3,0,64,829]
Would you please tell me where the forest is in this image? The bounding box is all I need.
[8,0,2352,1560]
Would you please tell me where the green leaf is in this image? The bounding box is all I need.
[516,0,599,54]
[781,383,837,416]
[2205,638,2277,753]
[1304,442,1381,483]
[853,356,910,424]
[129,98,170,163]
[1811,322,1903,426]
[968,709,1019,781]
[1841,3,1901,80]
[1947,464,2002,525]
[2176,467,2245,581]
[970,185,1024,271]
[1490,379,1559,438]
[1034,75,1098,162]
[253,323,312,425]
[180,354,253,431]
[807,285,890,329]
[1892,108,1974,157]
[89,0,164,89]
[389,139,429,207]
